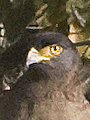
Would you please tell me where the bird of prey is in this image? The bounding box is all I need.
[0,32,90,120]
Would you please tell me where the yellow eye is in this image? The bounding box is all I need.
[50,44,63,55]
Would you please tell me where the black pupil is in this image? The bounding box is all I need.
[54,46,57,51]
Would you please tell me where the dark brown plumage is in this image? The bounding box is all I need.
[0,31,37,91]
[0,32,90,120]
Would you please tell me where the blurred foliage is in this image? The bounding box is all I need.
[84,47,90,59]
[30,0,68,35]
[0,0,35,42]
[66,0,90,57]
[0,0,68,43]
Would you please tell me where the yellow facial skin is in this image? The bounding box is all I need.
[39,44,63,59]
[26,44,63,66]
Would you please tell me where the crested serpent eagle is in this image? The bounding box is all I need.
[0,32,90,120]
